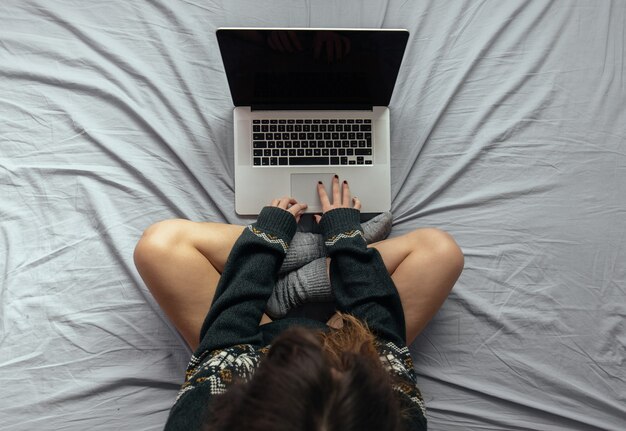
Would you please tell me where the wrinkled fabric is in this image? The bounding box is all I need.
[1,1,624,430]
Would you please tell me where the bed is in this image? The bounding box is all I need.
[1,1,624,429]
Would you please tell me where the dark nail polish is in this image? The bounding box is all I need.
[343,180,348,184]
[334,174,338,179]
[318,181,322,184]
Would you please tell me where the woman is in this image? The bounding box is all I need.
[134,177,463,430]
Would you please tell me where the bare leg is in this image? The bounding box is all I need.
[134,221,463,349]
[134,220,245,349]
[370,228,463,343]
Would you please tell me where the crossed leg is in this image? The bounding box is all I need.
[134,220,463,350]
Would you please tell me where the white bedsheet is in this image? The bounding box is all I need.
[1,1,624,429]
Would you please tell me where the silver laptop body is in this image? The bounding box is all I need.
[217,28,409,215]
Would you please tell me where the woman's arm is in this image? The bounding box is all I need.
[195,199,305,354]
[317,179,406,346]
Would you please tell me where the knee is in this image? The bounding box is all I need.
[133,219,188,268]
[410,228,464,280]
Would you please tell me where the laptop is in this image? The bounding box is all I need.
[216,28,409,215]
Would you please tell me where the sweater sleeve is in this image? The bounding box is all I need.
[320,208,406,345]
[195,206,297,354]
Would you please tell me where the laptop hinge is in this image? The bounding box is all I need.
[250,104,373,112]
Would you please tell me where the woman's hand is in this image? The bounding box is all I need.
[315,176,361,223]
[270,196,307,223]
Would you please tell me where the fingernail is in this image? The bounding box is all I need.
[334,175,338,179]
[318,181,323,184]
[343,180,348,184]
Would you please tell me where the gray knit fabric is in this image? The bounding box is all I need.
[362,212,393,244]
[278,232,325,274]
[277,212,392,275]
[268,212,393,319]
[267,257,330,319]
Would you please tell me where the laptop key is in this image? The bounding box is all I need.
[279,157,288,165]
[253,133,264,140]
[289,157,329,165]
[253,141,267,148]
[253,158,261,166]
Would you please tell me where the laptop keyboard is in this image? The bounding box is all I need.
[252,119,373,166]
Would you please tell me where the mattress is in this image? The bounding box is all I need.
[1,1,624,429]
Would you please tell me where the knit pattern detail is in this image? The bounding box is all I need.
[247,225,290,253]
[176,344,268,403]
[324,229,365,247]
[377,341,427,417]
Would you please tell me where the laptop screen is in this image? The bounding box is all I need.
[217,29,409,109]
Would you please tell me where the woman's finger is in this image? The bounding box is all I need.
[317,181,331,209]
[271,198,280,207]
[288,202,307,217]
[352,196,361,210]
[342,180,351,206]
[332,175,341,205]
[277,196,293,209]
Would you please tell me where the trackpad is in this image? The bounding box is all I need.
[291,173,336,213]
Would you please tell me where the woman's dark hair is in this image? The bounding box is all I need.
[204,314,404,431]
